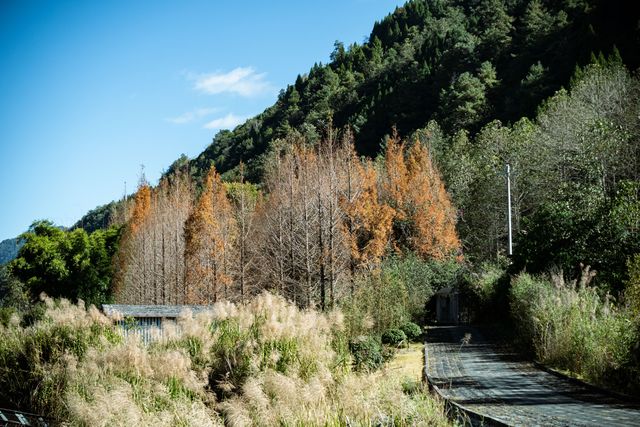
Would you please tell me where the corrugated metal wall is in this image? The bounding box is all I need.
[115,317,175,344]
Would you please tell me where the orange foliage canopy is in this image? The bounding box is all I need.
[383,136,461,260]
[382,131,409,216]
[405,141,460,259]
[129,183,151,234]
[184,166,236,304]
[342,156,395,269]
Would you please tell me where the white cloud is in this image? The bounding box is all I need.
[191,67,271,97]
[203,113,245,130]
[166,107,219,124]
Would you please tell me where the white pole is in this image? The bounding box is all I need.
[506,163,513,256]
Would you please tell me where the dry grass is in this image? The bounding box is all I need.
[511,273,637,390]
[220,368,450,427]
[0,293,451,426]
[387,342,424,381]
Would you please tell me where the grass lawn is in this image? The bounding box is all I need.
[386,342,424,382]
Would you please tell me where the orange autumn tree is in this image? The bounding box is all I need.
[341,149,395,274]
[382,132,411,253]
[405,140,460,259]
[382,130,409,213]
[383,135,460,259]
[184,166,237,304]
[114,177,152,303]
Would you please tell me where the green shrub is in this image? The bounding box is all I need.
[0,306,17,327]
[459,262,509,322]
[510,273,638,390]
[349,335,384,372]
[381,328,406,346]
[400,322,422,341]
[21,302,46,327]
[626,254,640,318]
[342,255,463,340]
[509,273,548,350]
[343,271,410,337]
[0,266,29,312]
[381,254,463,322]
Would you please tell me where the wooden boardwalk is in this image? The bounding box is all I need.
[424,326,640,426]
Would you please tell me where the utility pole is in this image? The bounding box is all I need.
[506,163,513,256]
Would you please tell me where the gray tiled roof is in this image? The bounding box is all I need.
[102,304,215,318]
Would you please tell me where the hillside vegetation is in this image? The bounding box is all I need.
[75,0,640,235]
[183,0,640,183]
[0,294,450,426]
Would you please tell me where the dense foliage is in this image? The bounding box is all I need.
[6,0,640,405]
[176,0,640,183]
[400,322,423,341]
[71,201,121,233]
[422,57,640,293]
[0,266,29,313]
[382,328,407,346]
[112,133,461,313]
[69,1,640,301]
[9,221,121,306]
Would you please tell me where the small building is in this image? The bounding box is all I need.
[102,304,214,344]
[434,287,459,324]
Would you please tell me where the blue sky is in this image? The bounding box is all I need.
[0,0,403,241]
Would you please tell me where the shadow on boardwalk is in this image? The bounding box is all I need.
[425,325,640,427]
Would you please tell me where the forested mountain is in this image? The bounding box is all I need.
[180,0,640,183]
[71,201,119,233]
[74,0,640,232]
[68,0,640,291]
[0,238,22,265]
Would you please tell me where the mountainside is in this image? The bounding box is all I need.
[71,201,119,233]
[7,2,640,415]
[183,0,640,183]
[75,0,640,231]
[63,51,640,396]
[0,238,22,265]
